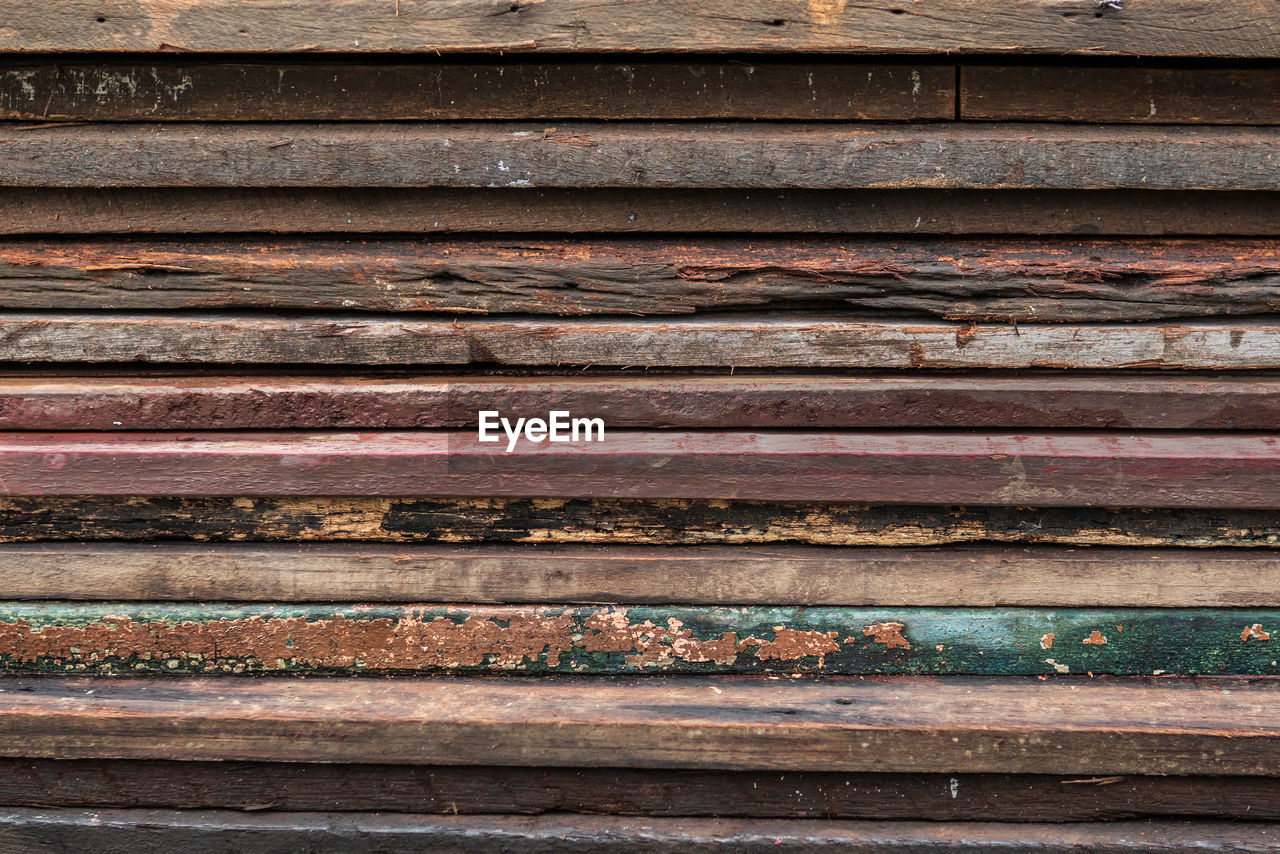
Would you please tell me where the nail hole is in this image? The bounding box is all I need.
[95,16,106,23]
[889,8,905,13]
[765,18,786,25]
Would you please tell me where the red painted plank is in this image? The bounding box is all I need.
[1,431,1278,507]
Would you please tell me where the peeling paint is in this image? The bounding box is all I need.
[1242,624,1272,643]
[1040,633,1054,650]
[1083,631,1108,646]
[861,621,910,650]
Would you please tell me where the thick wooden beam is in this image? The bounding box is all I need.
[1,675,1278,775]
[5,237,1280,321]
[962,66,1280,125]
[2,124,1276,190]
[3,188,1277,236]
[8,760,1280,822]
[0,61,953,121]
[3,543,1279,608]
[7,314,1280,369]
[2,497,1278,548]
[1,603,1277,676]
[0,0,1274,56]
[8,374,1280,431]
[2,431,1280,507]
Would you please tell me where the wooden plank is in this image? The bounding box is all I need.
[2,603,1278,676]
[0,61,953,121]
[4,188,1278,236]
[1,812,1279,853]
[6,237,1280,321]
[2,123,1277,190]
[10,314,1280,369]
[2,675,1279,774]
[0,0,1275,57]
[3,497,1280,548]
[10,374,1280,431]
[3,430,1280,507]
[8,760,1280,822]
[962,66,1280,125]
[3,543,1280,608]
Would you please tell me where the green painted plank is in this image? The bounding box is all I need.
[1,605,1277,677]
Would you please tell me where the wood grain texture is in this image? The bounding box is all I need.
[2,123,1277,190]
[0,0,1275,56]
[6,237,1280,321]
[4,543,1280,607]
[962,66,1280,125]
[9,760,1280,822]
[1,812,1279,853]
[3,430,1280,507]
[2,675,1279,775]
[9,374,1280,430]
[0,61,953,121]
[1,603,1277,676]
[4,497,1280,548]
[5,188,1279,236]
[10,314,1280,369]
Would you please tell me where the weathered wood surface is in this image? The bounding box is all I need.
[11,314,1280,369]
[962,66,1280,125]
[3,124,1278,190]
[10,760,1280,822]
[5,543,1280,608]
[0,61,953,121]
[1,603,1277,676]
[10,374,1280,430]
[2,812,1279,854]
[6,188,1279,236]
[3,431,1280,507]
[2,675,1279,775]
[0,0,1275,56]
[6,237,1280,321]
[5,497,1280,548]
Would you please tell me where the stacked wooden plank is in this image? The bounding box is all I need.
[2,0,1280,848]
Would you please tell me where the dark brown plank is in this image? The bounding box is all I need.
[10,374,1280,431]
[3,675,1280,775]
[0,0,1275,56]
[0,61,952,121]
[962,66,1280,125]
[2,123,1276,190]
[5,188,1279,236]
[3,543,1279,607]
[5,314,1280,369]
[7,760,1280,822]
[2,430,1280,507]
[6,237,1280,321]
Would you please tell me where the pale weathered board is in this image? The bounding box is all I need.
[2,431,1280,507]
[0,0,1274,56]
[7,374,1280,430]
[2,543,1279,607]
[1,675,1278,775]
[1,124,1277,190]
[962,66,1280,125]
[0,61,954,121]
[5,237,1280,321]
[7,314,1280,368]
[0,603,1276,676]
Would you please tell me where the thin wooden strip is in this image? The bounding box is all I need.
[2,675,1279,774]
[2,123,1277,190]
[962,66,1280,125]
[3,430,1280,507]
[0,0,1274,56]
[7,236,1280,321]
[11,374,1280,431]
[4,497,1280,548]
[3,543,1279,608]
[1,603,1278,676]
[4,188,1278,236]
[8,760,1280,822]
[0,61,953,121]
[9,314,1280,369]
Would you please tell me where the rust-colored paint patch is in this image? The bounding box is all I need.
[746,627,841,664]
[861,621,910,650]
[1083,631,1108,646]
[1040,633,1054,650]
[1242,624,1272,643]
